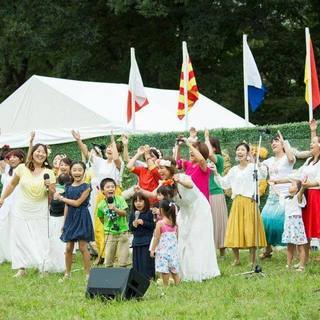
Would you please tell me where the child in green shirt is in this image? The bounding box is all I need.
[96,178,129,267]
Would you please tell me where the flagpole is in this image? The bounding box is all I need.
[130,47,136,130]
[305,28,313,121]
[243,34,249,126]
[182,41,189,132]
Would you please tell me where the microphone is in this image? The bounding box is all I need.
[107,196,114,205]
[134,210,140,220]
[43,173,50,191]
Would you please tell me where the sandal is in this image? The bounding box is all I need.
[58,273,71,283]
[296,266,305,272]
[259,252,272,259]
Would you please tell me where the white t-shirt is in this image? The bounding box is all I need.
[297,158,320,189]
[90,154,123,190]
[279,194,306,217]
[263,155,295,196]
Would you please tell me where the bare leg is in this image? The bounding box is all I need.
[304,241,310,263]
[249,247,256,266]
[171,273,180,285]
[220,248,226,257]
[287,244,294,267]
[65,242,75,275]
[78,240,91,276]
[232,248,240,265]
[161,273,170,286]
[298,244,307,268]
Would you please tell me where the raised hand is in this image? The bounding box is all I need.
[30,131,35,143]
[204,128,210,141]
[137,146,145,156]
[277,130,284,144]
[121,134,128,145]
[71,130,81,141]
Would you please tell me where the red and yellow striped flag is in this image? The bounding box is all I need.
[177,53,199,120]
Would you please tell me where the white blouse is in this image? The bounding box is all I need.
[262,155,294,196]
[297,157,320,189]
[215,163,267,199]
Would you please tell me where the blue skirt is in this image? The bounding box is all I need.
[60,206,94,243]
[261,193,285,246]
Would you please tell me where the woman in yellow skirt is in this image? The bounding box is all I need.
[212,142,267,266]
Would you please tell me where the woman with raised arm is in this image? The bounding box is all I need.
[0,144,55,277]
[71,130,124,262]
[212,142,267,266]
[260,131,296,259]
[204,129,228,257]
[0,149,25,263]
[175,136,211,201]
[139,157,220,282]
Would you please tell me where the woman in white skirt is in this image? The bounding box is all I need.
[0,144,56,277]
[0,150,25,263]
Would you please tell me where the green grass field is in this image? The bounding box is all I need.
[0,250,320,320]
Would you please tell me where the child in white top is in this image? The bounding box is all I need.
[276,180,307,271]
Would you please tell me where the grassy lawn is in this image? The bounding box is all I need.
[0,250,320,320]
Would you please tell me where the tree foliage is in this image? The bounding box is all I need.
[0,0,319,124]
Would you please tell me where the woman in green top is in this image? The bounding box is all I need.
[205,130,228,257]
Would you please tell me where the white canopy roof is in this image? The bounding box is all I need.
[0,75,252,147]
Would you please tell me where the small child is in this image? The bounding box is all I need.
[279,180,307,271]
[129,192,155,280]
[96,178,129,268]
[58,161,94,281]
[151,185,175,221]
[150,199,180,286]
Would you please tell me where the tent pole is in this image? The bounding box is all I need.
[131,47,136,130]
[183,41,189,132]
[243,34,249,126]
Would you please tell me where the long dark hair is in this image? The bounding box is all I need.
[156,185,175,200]
[26,144,51,171]
[132,192,150,212]
[159,199,177,226]
[209,137,222,155]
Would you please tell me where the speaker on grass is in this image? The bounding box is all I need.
[86,268,150,300]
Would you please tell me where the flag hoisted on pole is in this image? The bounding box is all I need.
[178,41,199,131]
[243,34,266,125]
[127,47,149,128]
[304,27,320,121]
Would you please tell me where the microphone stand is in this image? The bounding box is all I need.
[237,135,265,277]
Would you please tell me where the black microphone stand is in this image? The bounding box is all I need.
[237,135,265,277]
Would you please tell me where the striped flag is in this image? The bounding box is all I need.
[177,45,199,120]
[304,35,320,112]
[127,48,149,124]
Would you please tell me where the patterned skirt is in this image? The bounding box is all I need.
[282,215,307,245]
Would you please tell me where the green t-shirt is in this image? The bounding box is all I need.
[97,196,129,235]
[209,154,224,195]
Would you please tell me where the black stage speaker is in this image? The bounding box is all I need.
[86,268,150,300]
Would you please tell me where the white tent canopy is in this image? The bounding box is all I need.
[0,75,252,147]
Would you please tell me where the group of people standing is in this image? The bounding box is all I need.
[0,121,319,284]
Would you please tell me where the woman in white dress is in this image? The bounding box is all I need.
[0,144,56,277]
[0,150,25,263]
[140,157,220,281]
